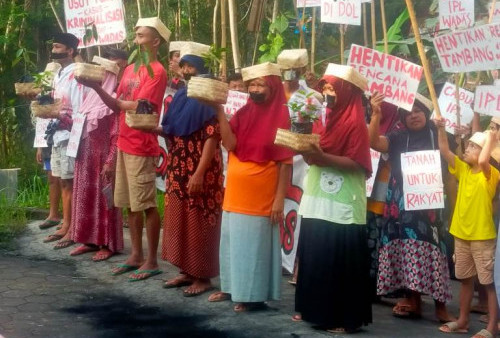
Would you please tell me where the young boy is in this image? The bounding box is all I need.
[436,118,499,338]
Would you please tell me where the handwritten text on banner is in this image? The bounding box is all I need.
[66,113,86,158]
[348,44,423,111]
[401,150,444,211]
[433,82,474,134]
[366,149,381,198]
[223,90,249,120]
[439,0,474,30]
[474,86,500,117]
[320,0,361,26]
[33,118,50,148]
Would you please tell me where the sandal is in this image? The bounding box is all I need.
[39,219,61,230]
[43,234,63,243]
[70,245,98,256]
[111,264,140,276]
[233,302,266,313]
[53,240,75,250]
[163,275,193,289]
[128,269,162,282]
[392,304,421,319]
[439,321,468,334]
[208,291,231,302]
[92,249,114,262]
[472,329,494,338]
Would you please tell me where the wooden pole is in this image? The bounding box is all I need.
[299,6,307,48]
[213,0,219,47]
[362,3,368,47]
[228,0,241,72]
[490,0,497,23]
[371,0,376,49]
[405,0,441,118]
[340,25,345,65]
[157,0,161,17]
[136,0,142,18]
[380,0,388,53]
[177,0,181,40]
[221,0,227,79]
[311,7,317,73]
[454,73,462,154]
[272,0,279,23]
[48,0,65,32]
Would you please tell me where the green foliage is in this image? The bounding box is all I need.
[201,44,227,75]
[32,71,54,95]
[376,8,410,54]
[258,14,288,63]
[129,46,155,78]
[287,91,320,123]
[83,22,99,46]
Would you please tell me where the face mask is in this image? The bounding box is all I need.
[250,92,266,103]
[51,52,69,60]
[324,94,336,108]
[183,73,194,81]
[283,70,298,81]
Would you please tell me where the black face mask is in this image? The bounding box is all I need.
[51,52,69,60]
[249,92,266,103]
[183,73,196,81]
[324,94,336,108]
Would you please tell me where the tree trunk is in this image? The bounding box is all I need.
[187,0,194,40]
[227,0,241,72]
[221,0,227,79]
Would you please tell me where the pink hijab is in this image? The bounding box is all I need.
[81,71,117,139]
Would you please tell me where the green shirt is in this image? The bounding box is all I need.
[298,165,367,225]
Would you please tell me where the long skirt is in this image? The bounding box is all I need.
[219,211,281,302]
[162,194,221,279]
[71,119,123,253]
[295,218,372,331]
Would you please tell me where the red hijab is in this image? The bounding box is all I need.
[229,75,294,163]
[314,75,372,176]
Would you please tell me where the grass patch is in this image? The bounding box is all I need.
[0,202,28,248]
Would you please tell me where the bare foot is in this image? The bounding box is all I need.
[92,248,114,262]
[164,274,193,288]
[183,279,213,297]
[208,291,231,302]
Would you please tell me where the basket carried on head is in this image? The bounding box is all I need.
[125,111,159,131]
[30,99,62,119]
[274,128,320,153]
[187,77,229,104]
[15,83,42,96]
[74,62,106,83]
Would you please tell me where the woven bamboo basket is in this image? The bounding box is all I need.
[15,83,42,96]
[125,111,159,130]
[30,99,62,119]
[74,63,106,83]
[274,128,320,153]
[187,77,229,104]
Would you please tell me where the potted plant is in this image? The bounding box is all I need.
[74,22,107,83]
[287,90,321,134]
[186,44,229,104]
[30,71,62,119]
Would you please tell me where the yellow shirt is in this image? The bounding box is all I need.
[449,156,499,240]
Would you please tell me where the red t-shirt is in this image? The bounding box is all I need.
[116,61,167,156]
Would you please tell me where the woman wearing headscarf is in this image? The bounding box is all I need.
[209,62,293,312]
[369,93,453,321]
[160,43,223,297]
[294,64,373,333]
[70,57,123,260]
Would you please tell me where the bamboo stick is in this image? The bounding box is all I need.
[362,3,368,47]
[137,0,142,18]
[158,0,161,17]
[272,0,279,23]
[371,0,376,49]
[311,7,317,73]
[340,25,345,65]
[300,6,306,48]
[405,0,441,118]
[228,0,241,72]
[213,0,219,47]
[454,73,462,155]
[380,0,388,53]
[49,0,65,32]
[221,0,227,79]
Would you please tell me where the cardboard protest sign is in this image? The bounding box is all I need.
[321,0,361,26]
[223,90,249,120]
[33,118,50,148]
[348,44,423,111]
[366,149,381,198]
[474,86,500,117]
[433,82,474,134]
[66,112,86,158]
[439,0,474,29]
[433,23,500,73]
[401,150,444,211]
[64,0,126,48]
[297,0,321,7]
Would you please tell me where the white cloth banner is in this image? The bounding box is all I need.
[439,0,474,30]
[401,150,444,211]
[282,156,308,273]
[474,86,500,117]
[297,0,321,7]
[64,0,126,48]
[66,113,86,158]
[433,23,500,73]
[223,91,249,120]
[348,44,423,111]
[366,149,381,197]
[433,82,474,135]
[320,0,362,26]
[33,118,50,148]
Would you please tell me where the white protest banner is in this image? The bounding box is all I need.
[321,0,362,26]
[433,23,500,73]
[490,2,500,23]
[223,90,249,120]
[348,44,423,111]
[474,86,500,117]
[401,150,444,211]
[433,82,474,134]
[64,0,126,48]
[439,0,474,30]
[33,118,50,148]
[282,156,308,272]
[366,149,381,197]
[66,113,86,158]
[297,0,321,7]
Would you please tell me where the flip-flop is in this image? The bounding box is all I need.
[163,279,193,289]
[70,245,99,256]
[439,321,469,334]
[233,302,267,313]
[128,269,162,282]
[39,220,61,230]
[472,329,494,338]
[183,286,215,297]
[111,264,139,276]
[53,240,75,250]
[43,234,63,243]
